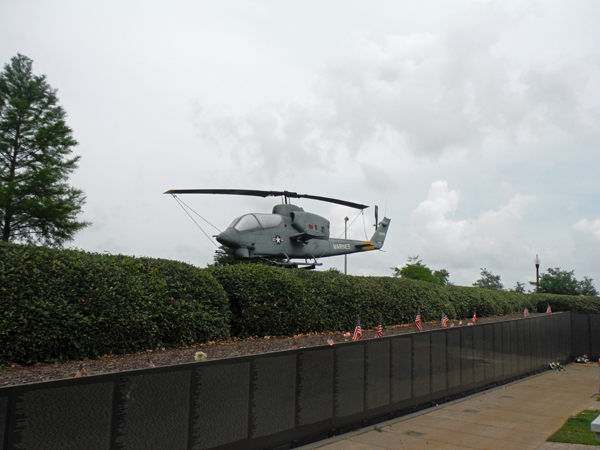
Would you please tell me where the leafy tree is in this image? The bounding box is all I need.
[536,268,579,295]
[0,54,88,245]
[472,268,504,290]
[510,281,527,294]
[432,268,451,286]
[530,267,595,296]
[579,276,599,297]
[392,256,452,285]
[209,245,239,266]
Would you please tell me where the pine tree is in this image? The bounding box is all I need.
[0,54,89,245]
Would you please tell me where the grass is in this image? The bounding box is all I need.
[547,409,600,446]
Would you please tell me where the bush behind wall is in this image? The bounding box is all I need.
[0,243,231,365]
[2,243,599,365]
[208,266,543,338]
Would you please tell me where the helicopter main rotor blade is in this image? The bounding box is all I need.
[163,189,369,210]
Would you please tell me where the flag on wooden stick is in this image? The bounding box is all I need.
[546,304,552,314]
[415,309,422,331]
[472,308,478,323]
[441,312,449,328]
[327,337,334,346]
[74,364,87,378]
[147,358,156,368]
[524,307,530,318]
[375,316,383,338]
[352,318,362,341]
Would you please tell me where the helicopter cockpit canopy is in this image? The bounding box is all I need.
[227,214,283,231]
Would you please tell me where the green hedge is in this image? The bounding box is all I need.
[0,243,231,365]
[3,242,600,366]
[208,265,542,338]
[529,293,600,314]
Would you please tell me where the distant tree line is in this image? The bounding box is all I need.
[392,256,598,296]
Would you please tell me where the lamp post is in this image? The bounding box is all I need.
[534,254,540,293]
[344,216,349,275]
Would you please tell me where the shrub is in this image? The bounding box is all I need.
[531,294,600,314]
[0,243,230,365]
[211,266,454,337]
[210,265,556,338]
[3,242,599,366]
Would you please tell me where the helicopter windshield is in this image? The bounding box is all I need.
[227,217,242,229]
[233,214,260,231]
[227,214,282,231]
[255,214,282,229]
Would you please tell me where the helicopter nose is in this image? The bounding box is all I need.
[216,229,240,248]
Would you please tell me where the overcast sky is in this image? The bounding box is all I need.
[2,0,600,289]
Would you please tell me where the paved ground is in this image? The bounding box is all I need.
[301,364,600,450]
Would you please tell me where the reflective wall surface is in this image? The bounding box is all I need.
[0,312,576,450]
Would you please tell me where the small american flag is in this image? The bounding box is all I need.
[147,358,156,368]
[472,309,478,323]
[291,343,298,350]
[450,323,455,328]
[415,309,422,331]
[375,316,383,338]
[352,318,362,341]
[74,364,87,378]
[327,336,334,346]
[524,307,530,317]
[441,312,449,328]
[459,319,463,326]
[546,304,552,314]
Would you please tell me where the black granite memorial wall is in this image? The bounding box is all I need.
[0,311,582,450]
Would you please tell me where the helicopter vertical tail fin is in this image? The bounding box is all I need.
[370,217,390,249]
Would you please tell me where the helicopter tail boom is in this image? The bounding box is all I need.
[326,217,390,256]
[370,217,390,249]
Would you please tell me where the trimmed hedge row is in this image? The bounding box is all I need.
[209,265,600,339]
[0,243,231,365]
[2,243,600,365]
[209,266,542,337]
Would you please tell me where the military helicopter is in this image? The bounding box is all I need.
[164,189,391,268]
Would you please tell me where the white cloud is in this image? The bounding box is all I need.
[408,181,535,269]
[574,218,600,241]
[3,0,600,289]
[573,218,600,268]
[192,2,600,185]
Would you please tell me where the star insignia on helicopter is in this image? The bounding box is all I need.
[272,235,284,244]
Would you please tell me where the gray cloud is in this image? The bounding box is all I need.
[408,181,536,269]
[194,2,598,181]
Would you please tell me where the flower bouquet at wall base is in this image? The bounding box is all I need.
[575,355,590,364]
[549,362,565,371]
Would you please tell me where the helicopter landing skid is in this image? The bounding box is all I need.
[270,257,322,270]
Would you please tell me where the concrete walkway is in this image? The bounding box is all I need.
[301,364,600,450]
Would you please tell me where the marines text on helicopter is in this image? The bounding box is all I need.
[164,189,391,269]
